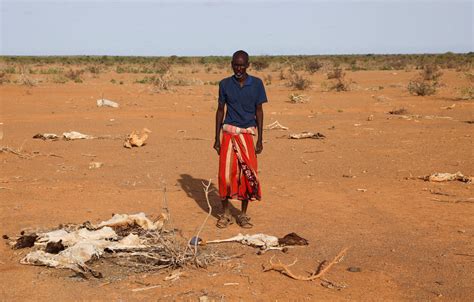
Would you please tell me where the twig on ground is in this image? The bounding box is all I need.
[263,247,348,281]
[131,285,161,292]
[1,146,29,159]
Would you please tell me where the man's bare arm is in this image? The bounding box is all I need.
[214,102,225,155]
[255,104,264,154]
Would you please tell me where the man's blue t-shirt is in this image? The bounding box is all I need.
[218,75,267,128]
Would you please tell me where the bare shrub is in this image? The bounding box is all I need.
[86,65,101,74]
[65,69,84,83]
[407,65,442,96]
[458,87,474,100]
[330,79,350,92]
[388,108,408,115]
[279,70,286,80]
[264,74,272,85]
[287,71,311,90]
[326,68,349,91]
[327,68,344,80]
[19,73,36,86]
[51,75,68,84]
[0,72,10,84]
[151,71,173,92]
[252,59,270,71]
[407,81,437,96]
[305,60,322,74]
[421,64,443,81]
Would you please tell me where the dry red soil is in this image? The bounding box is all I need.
[1,67,473,301]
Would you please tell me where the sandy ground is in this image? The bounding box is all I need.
[1,67,473,301]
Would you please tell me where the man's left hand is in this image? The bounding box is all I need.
[255,140,263,154]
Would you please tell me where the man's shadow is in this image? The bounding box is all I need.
[177,174,239,218]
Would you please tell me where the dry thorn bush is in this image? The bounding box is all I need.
[286,71,311,90]
[327,67,344,80]
[264,74,272,85]
[326,67,350,91]
[305,60,323,74]
[65,69,85,83]
[408,64,442,96]
[0,72,10,84]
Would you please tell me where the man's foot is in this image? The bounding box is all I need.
[236,214,253,229]
[216,214,233,228]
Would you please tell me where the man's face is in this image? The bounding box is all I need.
[231,55,249,79]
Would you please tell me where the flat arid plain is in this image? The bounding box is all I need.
[1,56,473,301]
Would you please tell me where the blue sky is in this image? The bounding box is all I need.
[0,0,472,56]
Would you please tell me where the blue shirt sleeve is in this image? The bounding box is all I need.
[256,79,268,105]
[218,80,226,104]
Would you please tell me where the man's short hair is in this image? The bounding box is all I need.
[232,50,249,62]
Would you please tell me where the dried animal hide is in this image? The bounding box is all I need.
[32,133,59,140]
[18,213,163,275]
[206,232,309,253]
[96,212,167,231]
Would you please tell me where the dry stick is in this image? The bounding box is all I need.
[1,146,29,159]
[193,179,213,257]
[263,247,348,281]
[159,177,174,234]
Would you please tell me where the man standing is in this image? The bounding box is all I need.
[213,50,267,229]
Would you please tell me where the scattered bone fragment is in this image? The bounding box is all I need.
[97,99,119,108]
[124,128,151,148]
[88,162,103,169]
[265,121,289,130]
[289,132,325,139]
[63,131,94,140]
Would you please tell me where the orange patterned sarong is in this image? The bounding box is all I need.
[219,125,261,201]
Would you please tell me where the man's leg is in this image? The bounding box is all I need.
[237,199,253,228]
[221,198,231,216]
[241,199,248,215]
[216,198,233,228]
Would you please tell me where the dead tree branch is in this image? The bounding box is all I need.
[193,179,213,256]
[263,247,348,281]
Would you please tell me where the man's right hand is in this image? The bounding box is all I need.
[213,140,221,155]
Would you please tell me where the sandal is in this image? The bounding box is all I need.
[236,214,253,229]
[216,214,233,228]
